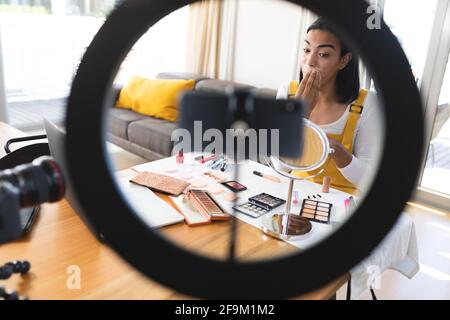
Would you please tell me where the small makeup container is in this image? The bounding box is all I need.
[322,176,331,193]
[344,198,350,215]
[292,191,300,206]
[176,150,184,164]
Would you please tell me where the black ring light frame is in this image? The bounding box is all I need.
[66,0,424,299]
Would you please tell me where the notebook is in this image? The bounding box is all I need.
[116,175,185,228]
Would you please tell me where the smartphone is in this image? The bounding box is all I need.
[221,181,247,193]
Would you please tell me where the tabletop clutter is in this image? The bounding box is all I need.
[127,152,420,300]
[128,152,347,231]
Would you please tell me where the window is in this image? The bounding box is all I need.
[0,0,51,14]
[421,53,450,196]
[65,0,116,17]
[384,0,439,85]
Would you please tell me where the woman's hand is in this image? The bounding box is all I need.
[295,70,322,116]
[328,138,353,168]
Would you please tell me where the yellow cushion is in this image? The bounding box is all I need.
[116,76,195,122]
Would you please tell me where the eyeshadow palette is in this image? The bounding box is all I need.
[187,189,229,221]
[248,193,286,210]
[233,193,286,219]
[233,201,271,218]
[299,199,332,224]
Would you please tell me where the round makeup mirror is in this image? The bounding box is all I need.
[261,118,333,240]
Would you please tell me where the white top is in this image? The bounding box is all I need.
[277,85,383,190]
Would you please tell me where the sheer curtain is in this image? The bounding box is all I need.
[218,0,238,81]
[185,0,223,79]
[292,9,318,82]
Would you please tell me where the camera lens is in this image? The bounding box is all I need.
[0,156,65,208]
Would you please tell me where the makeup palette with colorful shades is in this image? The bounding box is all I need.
[299,199,332,224]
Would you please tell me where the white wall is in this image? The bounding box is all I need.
[231,0,304,89]
[114,6,189,85]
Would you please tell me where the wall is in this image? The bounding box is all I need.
[231,0,304,90]
[114,6,189,85]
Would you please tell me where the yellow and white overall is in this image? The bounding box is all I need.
[288,81,368,195]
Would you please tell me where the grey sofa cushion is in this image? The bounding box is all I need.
[156,72,210,83]
[108,108,148,140]
[195,79,254,94]
[127,118,177,157]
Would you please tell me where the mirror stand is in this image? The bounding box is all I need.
[260,119,331,241]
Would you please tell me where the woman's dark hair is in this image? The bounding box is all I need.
[300,17,360,104]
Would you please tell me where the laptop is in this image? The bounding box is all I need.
[43,119,184,240]
[43,118,105,241]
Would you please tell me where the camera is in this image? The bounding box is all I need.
[0,156,65,244]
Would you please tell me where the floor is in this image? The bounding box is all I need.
[107,143,148,171]
[8,98,66,132]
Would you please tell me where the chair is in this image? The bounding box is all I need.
[0,134,49,170]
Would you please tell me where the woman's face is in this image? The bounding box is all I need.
[302,29,352,87]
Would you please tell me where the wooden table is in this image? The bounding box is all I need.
[0,121,349,299]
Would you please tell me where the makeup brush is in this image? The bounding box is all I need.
[252,171,281,183]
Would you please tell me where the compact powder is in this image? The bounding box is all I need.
[299,199,332,224]
[271,214,312,236]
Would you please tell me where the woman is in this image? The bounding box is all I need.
[277,18,381,194]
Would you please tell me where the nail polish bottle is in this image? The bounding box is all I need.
[176,150,184,164]
[293,191,299,206]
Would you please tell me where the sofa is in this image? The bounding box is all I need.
[108,72,277,161]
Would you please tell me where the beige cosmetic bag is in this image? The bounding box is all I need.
[130,172,190,196]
